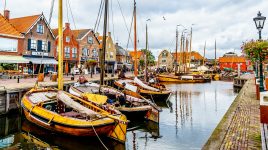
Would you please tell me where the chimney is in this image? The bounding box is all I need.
[65,22,70,28]
[108,32,111,37]
[4,10,10,20]
[116,42,118,46]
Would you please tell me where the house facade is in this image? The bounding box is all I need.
[218,53,250,72]
[53,23,79,74]
[10,13,56,74]
[158,49,173,71]
[98,32,116,73]
[73,29,100,66]
[115,43,131,70]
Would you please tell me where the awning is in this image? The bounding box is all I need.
[26,57,58,65]
[0,55,29,63]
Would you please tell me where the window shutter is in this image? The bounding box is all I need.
[37,40,42,51]
[48,41,51,52]
[28,39,31,50]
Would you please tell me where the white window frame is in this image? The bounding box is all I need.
[42,41,47,51]
[31,39,37,50]
[0,38,18,52]
[37,24,44,34]
[66,36,70,43]
[87,36,93,44]
[65,47,70,58]
[72,48,77,58]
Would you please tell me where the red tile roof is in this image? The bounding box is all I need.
[219,56,246,63]
[9,14,40,33]
[0,14,21,37]
[172,51,204,61]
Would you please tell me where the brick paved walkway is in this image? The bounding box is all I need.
[0,72,135,91]
[203,79,261,150]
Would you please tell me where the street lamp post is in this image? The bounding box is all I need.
[253,11,266,92]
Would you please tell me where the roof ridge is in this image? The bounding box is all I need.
[9,14,42,20]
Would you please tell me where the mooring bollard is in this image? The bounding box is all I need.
[17,76,20,83]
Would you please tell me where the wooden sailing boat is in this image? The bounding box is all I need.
[21,0,127,143]
[156,28,210,83]
[114,0,171,101]
[68,0,160,123]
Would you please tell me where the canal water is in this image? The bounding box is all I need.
[0,81,237,150]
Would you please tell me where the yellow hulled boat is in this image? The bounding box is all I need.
[21,88,127,143]
[157,74,210,83]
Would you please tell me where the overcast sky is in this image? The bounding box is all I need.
[2,0,268,59]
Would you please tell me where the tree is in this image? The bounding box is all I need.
[140,49,156,67]
[242,40,268,63]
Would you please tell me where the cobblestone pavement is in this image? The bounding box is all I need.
[0,72,135,90]
[219,80,261,150]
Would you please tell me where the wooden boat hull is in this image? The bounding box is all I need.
[23,109,115,136]
[21,88,128,143]
[157,74,208,83]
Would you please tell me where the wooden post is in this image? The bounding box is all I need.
[134,0,138,76]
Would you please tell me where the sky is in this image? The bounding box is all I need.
[1,0,268,59]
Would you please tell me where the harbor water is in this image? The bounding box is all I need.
[0,81,237,150]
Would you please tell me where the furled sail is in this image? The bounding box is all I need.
[133,77,159,92]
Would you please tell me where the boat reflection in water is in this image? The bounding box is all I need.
[0,113,159,150]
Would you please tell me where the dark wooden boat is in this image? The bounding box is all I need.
[69,82,160,123]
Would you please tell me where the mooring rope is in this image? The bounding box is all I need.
[91,123,109,150]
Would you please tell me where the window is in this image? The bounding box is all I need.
[162,52,167,58]
[72,48,77,58]
[162,59,166,63]
[66,36,70,43]
[87,36,93,44]
[0,38,18,52]
[82,48,88,56]
[31,40,37,50]
[65,47,70,58]
[37,24,44,34]
[110,52,113,58]
[92,49,98,58]
[42,41,47,51]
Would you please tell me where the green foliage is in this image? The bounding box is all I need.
[1,64,16,70]
[242,40,268,62]
[140,49,155,66]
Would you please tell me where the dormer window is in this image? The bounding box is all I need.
[37,24,44,34]
[66,36,70,43]
[88,36,93,44]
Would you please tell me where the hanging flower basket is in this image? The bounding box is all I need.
[242,40,268,62]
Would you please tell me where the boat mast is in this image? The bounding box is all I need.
[144,23,148,81]
[100,0,109,87]
[58,0,63,90]
[179,33,183,73]
[188,27,192,71]
[214,39,217,68]
[203,41,206,65]
[175,27,178,74]
[134,0,138,76]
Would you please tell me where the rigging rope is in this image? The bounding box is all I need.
[65,0,70,23]
[126,11,134,51]
[110,0,115,41]
[116,0,133,49]
[91,123,109,150]
[94,0,104,33]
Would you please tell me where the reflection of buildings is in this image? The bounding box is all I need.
[0,115,21,149]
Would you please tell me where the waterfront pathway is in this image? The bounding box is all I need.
[0,72,135,91]
[203,79,261,149]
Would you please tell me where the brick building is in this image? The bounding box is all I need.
[53,23,79,74]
